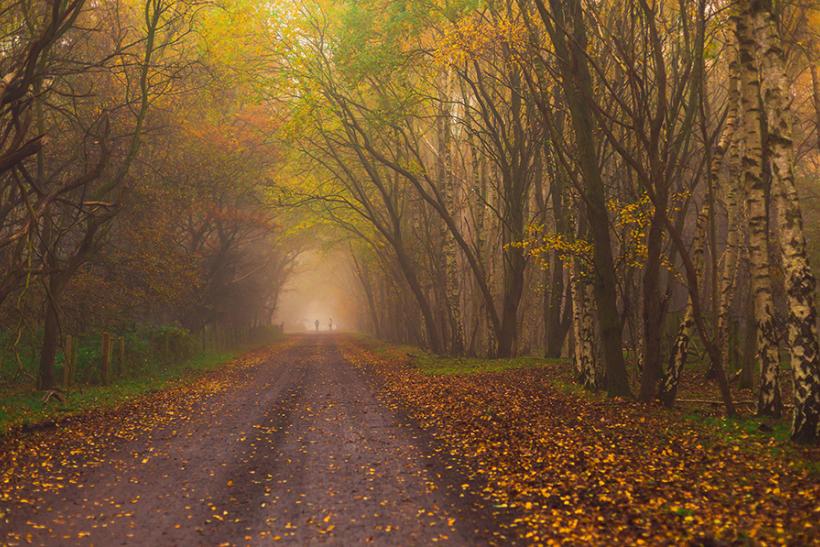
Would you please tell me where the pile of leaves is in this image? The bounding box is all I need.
[342,340,818,545]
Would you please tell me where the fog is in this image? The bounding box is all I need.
[273,251,361,333]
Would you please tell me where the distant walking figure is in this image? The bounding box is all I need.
[314,319,319,332]
[329,318,333,331]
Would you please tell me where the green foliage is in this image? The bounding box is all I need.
[333,0,407,81]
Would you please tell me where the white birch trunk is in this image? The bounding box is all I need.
[737,1,783,417]
[754,3,819,442]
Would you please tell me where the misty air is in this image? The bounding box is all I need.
[0,0,818,545]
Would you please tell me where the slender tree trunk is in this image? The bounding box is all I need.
[485,241,497,357]
[707,27,744,381]
[546,177,568,357]
[470,142,491,356]
[810,40,820,151]
[497,259,525,357]
[352,253,382,338]
[545,254,568,357]
[569,257,586,381]
[663,28,742,405]
[660,203,709,405]
[392,240,443,353]
[755,0,820,442]
[568,205,597,388]
[37,282,61,390]
[737,2,783,417]
[579,277,598,388]
[542,266,551,356]
[717,185,743,369]
[438,74,465,354]
[639,210,666,401]
[741,296,758,390]
[542,0,630,396]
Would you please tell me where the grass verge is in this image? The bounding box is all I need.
[352,334,567,376]
[0,349,240,436]
[410,352,564,375]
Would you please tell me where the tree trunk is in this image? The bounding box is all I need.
[663,25,742,405]
[498,244,526,358]
[716,185,742,375]
[569,257,586,382]
[741,302,758,390]
[37,284,61,390]
[579,278,599,389]
[543,0,630,397]
[755,0,820,442]
[352,253,382,338]
[545,177,568,357]
[395,246,443,354]
[737,2,782,417]
[810,40,820,151]
[545,254,568,357]
[639,213,666,401]
[437,74,465,355]
[660,203,709,406]
[568,206,598,388]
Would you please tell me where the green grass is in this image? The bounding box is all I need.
[354,335,567,376]
[0,349,239,436]
[410,352,564,376]
[684,412,793,444]
[682,412,819,477]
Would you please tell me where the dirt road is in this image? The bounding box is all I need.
[1,335,500,545]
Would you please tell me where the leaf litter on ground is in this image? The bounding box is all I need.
[341,338,818,545]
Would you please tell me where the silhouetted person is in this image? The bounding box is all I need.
[329,318,333,331]
[314,319,319,332]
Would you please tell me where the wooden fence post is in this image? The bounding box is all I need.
[101,332,112,385]
[119,336,125,377]
[64,335,74,388]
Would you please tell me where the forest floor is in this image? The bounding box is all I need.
[0,334,817,546]
[341,337,819,545]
